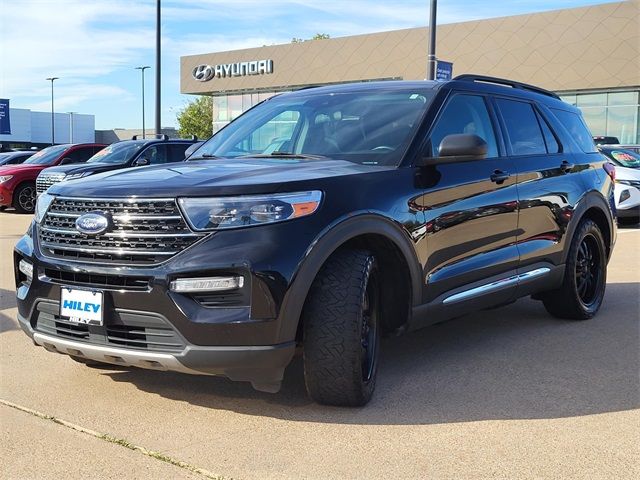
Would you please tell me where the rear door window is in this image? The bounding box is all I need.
[496,98,546,156]
[551,109,598,153]
[428,94,499,158]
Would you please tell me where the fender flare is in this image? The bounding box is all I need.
[277,213,423,341]
[562,190,615,263]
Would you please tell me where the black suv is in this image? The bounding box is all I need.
[15,76,616,406]
[35,135,198,195]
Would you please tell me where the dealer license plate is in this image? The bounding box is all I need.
[60,287,104,326]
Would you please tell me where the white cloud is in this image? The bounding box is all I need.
[1,0,614,129]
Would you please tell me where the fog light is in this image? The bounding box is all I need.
[619,189,631,203]
[169,276,244,293]
[19,259,33,282]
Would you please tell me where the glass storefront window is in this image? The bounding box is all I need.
[565,89,640,144]
[607,91,638,106]
[576,93,607,107]
[581,107,607,137]
[607,105,638,144]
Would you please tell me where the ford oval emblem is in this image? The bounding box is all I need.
[75,212,110,235]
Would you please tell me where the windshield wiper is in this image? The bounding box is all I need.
[188,153,223,160]
[237,152,327,160]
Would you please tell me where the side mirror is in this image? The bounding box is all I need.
[418,134,488,166]
[60,157,75,165]
[133,157,149,167]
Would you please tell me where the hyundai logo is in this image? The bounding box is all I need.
[75,212,110,235]
[192,64,214,82]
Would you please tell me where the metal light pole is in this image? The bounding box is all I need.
[427,0,438,80]
[155,0,161,135]
[45,77,59,144]
[135,66,150,138]
[68,112,76,143]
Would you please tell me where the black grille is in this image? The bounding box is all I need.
[35,302,185,352]
[44,268,151,291]
[191,291,247,308]
[39,197,204,265]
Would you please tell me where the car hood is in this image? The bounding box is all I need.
[615,165,640,181]
[43,163,122,176]
[0,163,49,175]
[48,158,392,197]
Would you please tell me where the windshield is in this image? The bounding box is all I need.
[193,87,434,166]
[601,148,640,168]
[87,141,145,164]
[23,145,69,165]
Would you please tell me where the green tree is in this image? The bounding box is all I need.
[291,33,330,43]
[176,96,213,139]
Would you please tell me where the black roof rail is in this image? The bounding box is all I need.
[131,134,169,141]
[453,74,560,100]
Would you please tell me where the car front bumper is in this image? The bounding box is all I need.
[0,183,14,206]
[12,220,319,391]
[614,183,640,218]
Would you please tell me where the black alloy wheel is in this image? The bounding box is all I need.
[541,219,607,320]
[14,183,36,214]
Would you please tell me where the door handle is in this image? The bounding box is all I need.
[490,170,510,184]
[560,160,574,173]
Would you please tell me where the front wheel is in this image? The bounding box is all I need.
[303,249,380,406]
[13,182,36,214]
[541,219,607,320]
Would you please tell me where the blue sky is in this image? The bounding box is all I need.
[0,0,619,130]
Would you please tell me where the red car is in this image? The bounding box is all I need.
[0,143,105,213]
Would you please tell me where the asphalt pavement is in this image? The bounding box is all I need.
[1,211,638,479]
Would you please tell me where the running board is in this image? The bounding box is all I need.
[442,267,551,305]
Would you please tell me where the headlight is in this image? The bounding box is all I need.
[0,175,13,183]
[616,179,640,187]
[65,172,89,181]
[34,192,55,223]
[178,191,322,231]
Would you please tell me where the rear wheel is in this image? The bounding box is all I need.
[13,182,36,214]
[303,249,380,406]
[541,219,607,320]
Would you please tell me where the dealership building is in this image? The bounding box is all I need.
[0,108,95,148]
[180,0,639,143]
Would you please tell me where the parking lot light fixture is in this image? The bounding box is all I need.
[135,66,151,138]
[45,77,59,145]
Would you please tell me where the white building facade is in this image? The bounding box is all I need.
[0,108,95,147]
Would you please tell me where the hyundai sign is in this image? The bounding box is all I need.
[193,59,274,82]
[0,99,10,135]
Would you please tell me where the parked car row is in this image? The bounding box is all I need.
[0,150,36,166]
[0,136,199,213]
[36,135,198,196]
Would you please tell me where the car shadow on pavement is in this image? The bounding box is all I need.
[0,288,19,333]
[105,281,640,425]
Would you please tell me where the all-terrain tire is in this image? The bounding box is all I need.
[541,219,607,320]
[303,249,380,407]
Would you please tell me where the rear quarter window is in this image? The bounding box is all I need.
[550,108,598,153]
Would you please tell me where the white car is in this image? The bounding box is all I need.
[598,146,640,223]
